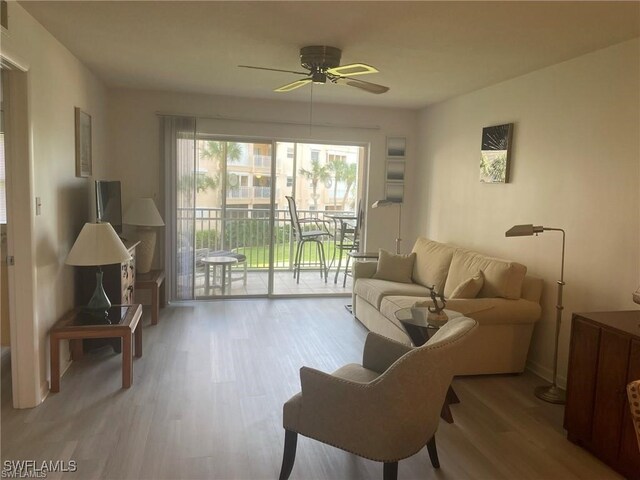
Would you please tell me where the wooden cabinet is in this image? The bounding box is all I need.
[564,311,640,479]
[77,242,138,306]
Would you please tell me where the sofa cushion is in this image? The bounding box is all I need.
[354,278,432,310]
[450,270,484,299]
[410,238,457,292]
[444,249,527,300]
[372,249,416,284]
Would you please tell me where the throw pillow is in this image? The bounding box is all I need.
[372,249,416,284]
[450,270,484,299]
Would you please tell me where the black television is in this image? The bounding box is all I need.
[95,180,122,234]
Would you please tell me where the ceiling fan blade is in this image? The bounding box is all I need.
[274,79,312,93]
[338,76,389,94]
[238,65,309,75]
[326,63,379,77]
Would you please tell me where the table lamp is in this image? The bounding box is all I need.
[506,223,566,404]
[66,222,132,321]
[123,198,164,274]
[371,199,402,253]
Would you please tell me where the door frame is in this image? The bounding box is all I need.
[1,55,41,408]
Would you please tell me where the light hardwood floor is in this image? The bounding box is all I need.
[1,299,621,479]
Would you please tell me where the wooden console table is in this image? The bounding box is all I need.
[49,304,143,392]
[135,269,166,325]
[564,311,640,479]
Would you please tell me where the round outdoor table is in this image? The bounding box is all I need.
[202,256,238,295]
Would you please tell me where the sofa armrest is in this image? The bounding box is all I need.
[353,261,377,281]
[362,332,413,373]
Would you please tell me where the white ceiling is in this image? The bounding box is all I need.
[20,1,640,109]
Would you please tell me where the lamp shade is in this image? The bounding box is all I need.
[123,198,164,227]
[66,222,131,266]
[505,224,544,237]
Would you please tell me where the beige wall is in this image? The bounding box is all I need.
[108,89,418,254]
[414,38,640,384]
[2,3,109,405]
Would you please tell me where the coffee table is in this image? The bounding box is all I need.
[395,307,463,423]
[49,304,143,392]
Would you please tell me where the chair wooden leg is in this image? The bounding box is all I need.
[279,430,298,480]
[383,462,398,480]
[427,436,440,468]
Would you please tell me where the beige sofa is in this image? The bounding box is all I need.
[352,237,543,375]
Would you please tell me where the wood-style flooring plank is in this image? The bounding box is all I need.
[1,298,622,479]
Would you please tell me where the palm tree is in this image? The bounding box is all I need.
[326,156,347,209]
[299,158,330,209]
[341,163,357,209]
[198,141,243,192]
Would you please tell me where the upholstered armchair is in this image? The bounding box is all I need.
[278,316,478,480]
[628,380,640,451]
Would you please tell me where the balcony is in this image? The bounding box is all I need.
[180,207,356,296]
[253,154,271,168]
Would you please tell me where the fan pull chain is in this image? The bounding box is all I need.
[309,82,314,136]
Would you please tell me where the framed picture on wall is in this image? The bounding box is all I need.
[386,160,405,183]
[385,183,404,203]
[75,107,92,178]
[386,136,406,159]
[480,123,513,183]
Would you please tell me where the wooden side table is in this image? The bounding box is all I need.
[136,269,166,325]
[49,304,143,392]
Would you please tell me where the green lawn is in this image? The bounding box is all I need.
[236,242,341,269]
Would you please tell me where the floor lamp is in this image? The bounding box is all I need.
[371,199,402,254]
[505,224,566,404]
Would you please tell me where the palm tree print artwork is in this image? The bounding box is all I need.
[480,123,513,183]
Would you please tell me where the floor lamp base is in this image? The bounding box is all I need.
[535,384,566,404]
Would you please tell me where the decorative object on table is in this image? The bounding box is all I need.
[65,222,131,322]
[123,198,164,274]
[633,286,640,305]
[506,223,566,404]
[386,136,406,158]
[426,285,448,326]
[371,199,402,253]
[480,123,513,184]
[74,107,92,178]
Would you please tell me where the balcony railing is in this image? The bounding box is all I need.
[253,155,271,168]
[179,206,343,270]
[227,186,275,199]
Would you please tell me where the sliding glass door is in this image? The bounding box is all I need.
[168,125,365,299]
[193,139,272,298]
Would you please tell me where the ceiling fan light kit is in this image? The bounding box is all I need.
[239,45,389,95]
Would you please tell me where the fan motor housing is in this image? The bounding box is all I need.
[300,46,342,71]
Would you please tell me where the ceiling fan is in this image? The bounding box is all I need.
[239,46,389,95]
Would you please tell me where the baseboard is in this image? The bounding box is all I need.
[525,358,567,389]
[0,347,10,377]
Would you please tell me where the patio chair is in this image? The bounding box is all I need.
[285,196,331,283]
[333,199,363,286]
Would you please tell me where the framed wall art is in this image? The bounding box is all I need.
[385,183,404,203]
[75,107,92,178]
[480,123,513,183]
[386,160,405,183]
[386,136,406,159]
